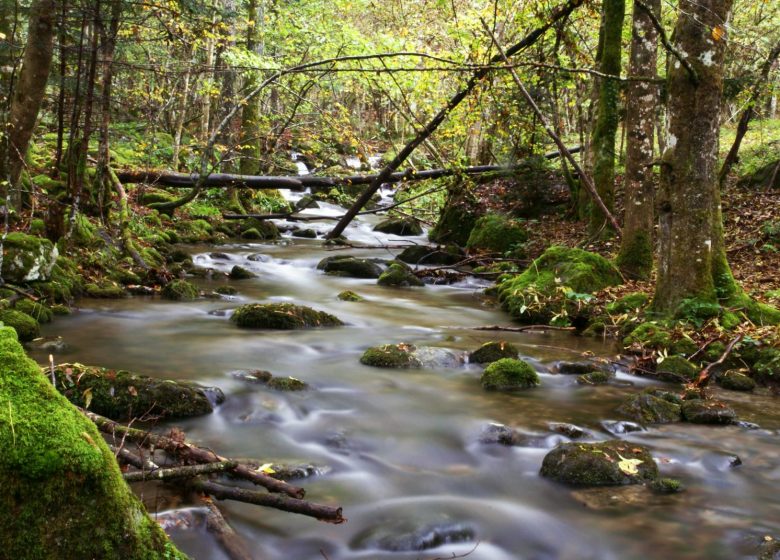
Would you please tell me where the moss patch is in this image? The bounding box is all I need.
[360,343,422,368]
[161,280,199,301]
[0,309,40,342]
[717,370,756,391]
[466,213,528,255]
[13,299,53,324]
[377,263,424,287]
[540,440,658,486]
[373,217,423,236]
[481,358,539,390]
[231,303,343,329]
[337,290,364,301]
[657,356,699,382]
[469,341,519,364]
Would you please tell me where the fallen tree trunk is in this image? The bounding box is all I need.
[117,146,579,191]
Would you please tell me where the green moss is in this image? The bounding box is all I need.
[606,292,649,314]
[13,299,53,324]
[540,440,658,486]
[215,286,238,296]
[137,189,176,206]
[1,232,59,283]
[717,370,756,391]
[481,358,540,390]
[429,181,481,246]
[616,230,653,280]
[337,290,364,301]
[50,363,219,420]
[674,298,722,327]
[623,322,672,350]
[29,218,46,236]
[657,356,698,381]
[161,280,199,301]
[752,348,780,381]
[360,343,422,368]
[71,213,100,248]
[85,282,127,299]
[373,217,423,236]
[576,370,613,385]
[616,389,682,424]
[0,328,186,559]
[241,219,280,240]
[231,303,343,329]
[680,399,737,424]
[466,214,528,255]
[469,341,519,364]
[266,376,309,391]
[0,309,40,342]
[649,478,684,494]
[318,256,382,278]
[725,292,780,326]
[377,263,424,287]
[397,245,463,266]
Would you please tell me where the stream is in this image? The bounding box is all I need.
[29,192,780,560]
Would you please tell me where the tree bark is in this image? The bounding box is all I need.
[616,0,660,279]
[653,0,735,312]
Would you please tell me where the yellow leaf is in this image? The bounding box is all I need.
[712,26,725,41]
[257,463,276,474]
[617,453,643,475]
[83,388,93,409]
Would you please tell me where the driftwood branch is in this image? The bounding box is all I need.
[123,460,238,483]
[110,443,158,470]
[693,335,743,389]
[203,497,254,560]
[472,324,577,332]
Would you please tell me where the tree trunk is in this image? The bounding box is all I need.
[0,0,57,210]
[239,0,263,176]
[587,0,625,235]
[653,0,734,312]
[616,0,660,279]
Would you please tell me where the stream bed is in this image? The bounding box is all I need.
[29,199,780,560]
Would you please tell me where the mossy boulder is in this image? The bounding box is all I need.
[267,376,309,391]
[215,286,238,296]
[576,370,614,385]
[161,279,199,301]
[229,265,256,279]
[373,217,423,236]
[1,232,59,283]
[717,370,756,391]
[657,356,699,382]
[623,322,672,350]
[540,440,658,486]
[360,343,422,368]
[555,361,602,375]
[429,183,481,246]
[241,218,280,240]
[85,282,127,299]
[466,214,528,255]
[292,228,317,239]
[50,363,222,421]
[231,303,343,329]
[617,389,683,424]
[317,255,383,278]
[13,299,53,324]
[680,399,737,424]
[751,348,780,382]
[469,341,518,364]
[397,244,464,266]
[0,309,40,342]
[377,263,424,287]
[337,290,364,301]
[481,358,539,390]
[138,188,176,206]
[606,292,649,314]
[0,328,186,559]
[497,246,622,324]
[295,195,320,210]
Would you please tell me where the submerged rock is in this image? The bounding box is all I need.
[229,265,256,279]
[540,440,658,486]
[412,346,464,368]
[616,389,683,424]
[469,340,518,364]
[481,358,540,391]
[292,228,317,239]
[231,303,343,329]
[549,423,588,439]
[601,420,645,434]
[0,328,185,559]
[680,399,737,424]
[373,217,423,236]
[377,263,424,287]
[49,363,223,420]
[317,255,382,278]
[577,370,614,385]
[352,519,476,552]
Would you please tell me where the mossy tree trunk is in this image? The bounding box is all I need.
[0,0,56,211]
[239,0,264,177]
[653,0,735,313]
[587,0,625,235]
[616,0,660,279]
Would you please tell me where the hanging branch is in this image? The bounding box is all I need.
[324,0,586,239]
[480,20,622,236]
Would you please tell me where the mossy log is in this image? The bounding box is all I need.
[0,327,185,559]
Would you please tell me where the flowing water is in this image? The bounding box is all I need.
[30,197,780,560]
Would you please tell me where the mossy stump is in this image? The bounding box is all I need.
[231,303,343,329]
[0,328,186,559]
[540,440,658,486]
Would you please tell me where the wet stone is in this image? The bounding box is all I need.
[247,253,271,262]
[681,400,737,425]
[549,422,588,439]
[601,420,645,435]
[352,520,476,552]
[540,440,658,487]
[209,252,232,260]
[555,361,603,375]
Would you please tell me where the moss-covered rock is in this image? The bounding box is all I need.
[337,290,364,301]
[606,292,649,314]
[717,370,756,391]
[540,440,658,486]
[466,214,528,255]
[649,478,684,494]
[292,228,317,239]
[50,363,222,421]
[373,217,423,236]
[229,265,256,279]
[481,358,539,390]
[555,361,602,375]
[360,343,422,368]
[497,246,622,324]
[680,399,737,424]
[657,356,699,382]
[429,182,481,246]
[469,340,518,364]
[13,299,53,324]
[1,232,59,283]
[576,370,614,385]
[752,348,780,382]
[266,376,309,391]
[623,322,672,350]
[215,286,238,296]
[241,219,280,240]
[317,255,383,278]
[161,279,199,301]
[231,303,343,329]
[397,244,464,266]
[617,389,683,424]
[758,537,780,560]
[0,328,186,559]
[85,282,127,298]
[0,309,40,342]
[377,263,424,287]
[294,194,320,210]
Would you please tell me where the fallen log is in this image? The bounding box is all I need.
[190,479,345,524]
[117,146,579,191]
[84,409,305,499]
